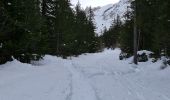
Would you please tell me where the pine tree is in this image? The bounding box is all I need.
[153,0,170,56]
[102,15,122,49]
[85,7,99,53]
[74,2,90,53]
[74,4,99,54]
[53,0,75,56]
[119,6,134,55]
[0,0,44,63]
[0,0,14,64]
[120,0,170,58]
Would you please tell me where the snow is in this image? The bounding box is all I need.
[138,50,154,55]
[93,4,114,35]
[0,49,170,100]
[93,0,131,35]
[7,3,11,5]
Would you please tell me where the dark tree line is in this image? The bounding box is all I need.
[0,0,100,64]
[102,16,122,49]
[102,0,170,59]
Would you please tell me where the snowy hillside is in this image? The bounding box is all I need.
[93,0,131,35]
[0,49,170,100]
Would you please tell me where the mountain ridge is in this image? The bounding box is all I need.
[91,0,131,35]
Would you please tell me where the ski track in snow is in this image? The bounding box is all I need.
[0,49,170,100]
[64,61,98,100]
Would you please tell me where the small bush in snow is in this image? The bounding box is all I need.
[138,53,148,62]
[119,52,131,60]
[167,60,170,66]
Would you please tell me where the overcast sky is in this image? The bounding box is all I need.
[71,0,120,8]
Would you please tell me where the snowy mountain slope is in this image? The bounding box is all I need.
[93,0,131,35]
[0,49,170,100]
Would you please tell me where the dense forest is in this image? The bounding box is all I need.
[102,0,170,60]
[0,0,100,64]
[0,0,170,64]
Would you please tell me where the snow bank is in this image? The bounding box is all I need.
[0,57,71,100]
[138,50,154,55]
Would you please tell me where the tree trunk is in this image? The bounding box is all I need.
[133,1,138,65]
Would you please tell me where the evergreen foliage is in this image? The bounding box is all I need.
[1,0,170,64]
[102,16,122,49]
[0,0,100,64]
[105,0,170,59]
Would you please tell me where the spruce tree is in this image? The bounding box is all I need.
[0,0,43,63]
[102,15,122,49]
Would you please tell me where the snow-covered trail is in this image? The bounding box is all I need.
[70,49,170,100]
[64,61,97,100]
[0,49,170,100]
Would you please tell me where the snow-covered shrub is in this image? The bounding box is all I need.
[167,59,170,66]
[160,56,170,69]
[160,59,168,70]
[119,52,131,60]
[14,54,43,63]
[137,50,154,62]
[151,58,157,63]
[137,53,148,62]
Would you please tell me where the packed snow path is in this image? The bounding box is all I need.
[0,49,170,100]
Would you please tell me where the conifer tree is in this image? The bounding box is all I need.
[0,0,43,63]
[74,3,99,54]
[102,15,122,49]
